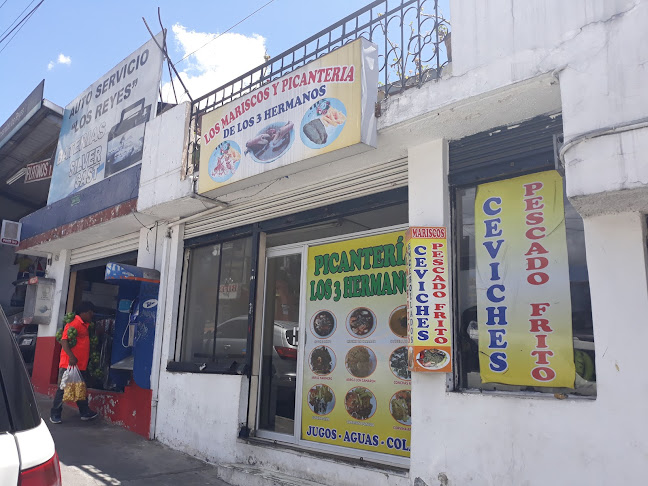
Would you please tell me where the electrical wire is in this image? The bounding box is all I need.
[0,5,36,54]
[0,0,36,39]
[0,1,10,11]
[175,0,277,64]
[0,0,44,47]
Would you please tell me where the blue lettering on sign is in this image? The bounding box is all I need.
[481,195,508,372]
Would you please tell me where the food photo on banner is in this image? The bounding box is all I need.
[47,32,164,205]
[474,170,576,388]
[198,38,378,194]
[302,231,412,458]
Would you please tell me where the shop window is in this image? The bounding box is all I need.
[454,170,596,397]
[179,237,253,365]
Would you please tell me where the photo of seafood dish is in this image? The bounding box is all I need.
[345,346,377,378]
[416,348,449,369]
[312,310,336,338]
[308,384,335,415]
[245,121,294,163]
[207,141,241,182]
[389,346,411,381]
[344,387,376,421]
[346,307,376,338]
[300,98,347,149]
[310,346,335,375]
[389,305,408,338]
[389,390,411,426]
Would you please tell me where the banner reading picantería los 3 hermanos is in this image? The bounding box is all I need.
[475,170,575,388]
[47,33,164,205]
[303,231,411,458]
[198,38,378,194]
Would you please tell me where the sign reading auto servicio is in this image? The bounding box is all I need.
[405,227,452,373]
[198,38,378,194]
[47,33,164,205]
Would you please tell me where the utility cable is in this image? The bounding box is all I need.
[0,1,10,11]
[0,0,44,46]
[0,0,36,39]
[0,5,37,54]
[175,0,277,65]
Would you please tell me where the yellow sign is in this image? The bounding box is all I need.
[302,231,411,458]
[198,38,378,194]
[405,227,452,373]
[475,170,575,387]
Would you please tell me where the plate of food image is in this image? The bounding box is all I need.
[389,305,408,338]
[245,121,295,163]
[308,384,335,416]
[207,140,241,182]
[389,390,411,426]
[344,386,377,421]
[311,310,336,338]
[416,348,449,370]
[346,307,376,338]
[345,346,377,378]
[300,98,347,149]
[309,346,336,376]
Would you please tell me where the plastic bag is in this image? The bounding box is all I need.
[62,366,87,402]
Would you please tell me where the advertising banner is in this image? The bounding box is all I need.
[302,231,411,458]
[475,170,575,387]
[198,38,378,195]
[405,227,452,373]
[47,33,164,205]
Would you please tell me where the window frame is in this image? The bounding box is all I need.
[169,229,258,375]
[448,173,596,399]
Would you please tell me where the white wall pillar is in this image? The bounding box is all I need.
[583,212,648,405]
[43,249,71,337]
[407,139,451,482]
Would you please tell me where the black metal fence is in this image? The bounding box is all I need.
[190,0,450,120]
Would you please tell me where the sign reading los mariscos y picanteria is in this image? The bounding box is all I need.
[198,38,378,194]
[405,227,452,373]
[303,231,411,458]
[47,33,164,205]
[475,170,575,388]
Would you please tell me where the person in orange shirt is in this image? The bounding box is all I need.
[50,302,98,424]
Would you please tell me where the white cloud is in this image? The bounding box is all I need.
[161,24,267,104]
[57,53,71,65]
[47,53,72,70]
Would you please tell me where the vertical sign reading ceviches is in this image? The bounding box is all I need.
[475,170,575,387]
[405,227,452,373]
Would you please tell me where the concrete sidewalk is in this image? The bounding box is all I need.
[36,393,231,485]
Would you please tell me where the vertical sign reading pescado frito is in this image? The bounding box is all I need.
[405,227,452,373]
[475,170,575,387]
[198,38,378,194]
[47,33,164,205]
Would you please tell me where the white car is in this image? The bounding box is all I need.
[1,307,61,485]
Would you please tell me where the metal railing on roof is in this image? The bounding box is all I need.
[191,0,450,118]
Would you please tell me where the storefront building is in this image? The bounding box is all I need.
[19,0,648,484]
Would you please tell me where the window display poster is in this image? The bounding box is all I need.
[47,32,164,205]
[302,231,411,458]
[475,170,575,388]
[405,227,452,373]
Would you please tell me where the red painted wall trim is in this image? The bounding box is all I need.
[19,199,138,251]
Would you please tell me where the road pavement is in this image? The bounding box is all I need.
[36,393,232,485]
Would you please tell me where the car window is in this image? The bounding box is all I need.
[0,310,40,432]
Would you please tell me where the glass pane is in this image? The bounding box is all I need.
[258,253,301,434]
[456,182,596,396]
[181,245,221,362]
[214,238,253,360]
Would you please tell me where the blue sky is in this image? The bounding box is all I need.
[0,0,450,122]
